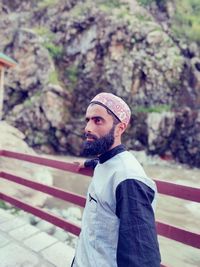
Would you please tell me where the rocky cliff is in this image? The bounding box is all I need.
[1,0,200,167]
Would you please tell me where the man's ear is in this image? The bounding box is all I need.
[115,122,126,137]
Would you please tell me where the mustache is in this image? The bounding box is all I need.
[84,133,98,140]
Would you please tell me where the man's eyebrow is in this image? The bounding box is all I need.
[85,116,104,121]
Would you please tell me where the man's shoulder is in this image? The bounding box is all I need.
[113,151,145,174]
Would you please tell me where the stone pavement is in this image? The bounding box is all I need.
[0,209,75,267]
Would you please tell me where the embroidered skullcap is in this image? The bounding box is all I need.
[90,92,131,127]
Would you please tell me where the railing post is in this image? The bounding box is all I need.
[0,66,4,120]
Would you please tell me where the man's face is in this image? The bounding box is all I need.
[82,104,116,156]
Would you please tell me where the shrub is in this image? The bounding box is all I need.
[44,43,64,59]
[172,0,200,43]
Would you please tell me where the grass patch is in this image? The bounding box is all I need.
[134,104,171,113]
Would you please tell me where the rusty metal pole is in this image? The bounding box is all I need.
[0,66,5,120]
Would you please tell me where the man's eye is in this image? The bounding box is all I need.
[95,118,101,124]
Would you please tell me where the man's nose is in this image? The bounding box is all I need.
[85,121,93,133]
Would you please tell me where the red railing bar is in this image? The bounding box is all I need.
[154,180,200,203]
[0,191,169,266]
[0,192,81,236]
[1,170,199,248]
[1,150,199,267]
[155,180,200,203]
[2,150,200,201]
[0,171,86,207]
[156,221,200,249]
[0,190,172,267]
[1,150,93,177]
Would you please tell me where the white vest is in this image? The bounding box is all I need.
[73,151,157,267]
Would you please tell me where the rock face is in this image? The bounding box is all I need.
[147,109,200,166]
[0,121,53,206]
[1,0,200,167]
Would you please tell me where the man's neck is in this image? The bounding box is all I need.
[98,144,126,164]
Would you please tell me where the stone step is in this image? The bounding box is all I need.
[0,208,75,267]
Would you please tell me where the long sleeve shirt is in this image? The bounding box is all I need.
[73,145,161,267]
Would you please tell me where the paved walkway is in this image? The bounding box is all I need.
[0,209,75,267]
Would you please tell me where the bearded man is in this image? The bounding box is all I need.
[71,92,161,267]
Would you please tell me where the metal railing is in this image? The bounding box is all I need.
[0,149,200,266]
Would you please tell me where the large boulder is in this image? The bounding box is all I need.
[0,121,53,206]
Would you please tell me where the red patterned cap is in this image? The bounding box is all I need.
[90,92,131,127]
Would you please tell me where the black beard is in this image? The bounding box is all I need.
[82,126,115,156]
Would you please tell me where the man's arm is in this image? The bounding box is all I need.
[73,158,98,170]
[115,179,161,267]
[84,158,98,169]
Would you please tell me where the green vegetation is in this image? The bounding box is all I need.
[37,0,59,9]
[70,2,91,17]
[49,70,59,85]
[135,13,153,22]
[137,0,166,7]
[172,0,200,43]
[98,0,152,25]
[99,0,136,25]
[137,0,154,6]
[136,0,200,43]
[0,200,20,214]
[134,104,171,113]
[33,27,54,41]
[98,0,127,14]
[115,5,134,23]
[0,200,9,210]
[23,98,35,108]
[23,92,42,108]
[99,0,122,9]
[66,65,79,86]
[44,43,64,59]
[33,27,63,59]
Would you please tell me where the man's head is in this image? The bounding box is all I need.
[82,92,131,156]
